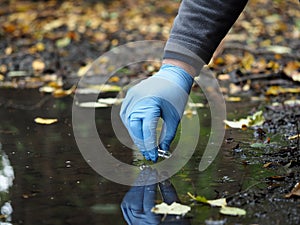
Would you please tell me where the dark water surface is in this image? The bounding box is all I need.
[0,88,279,225]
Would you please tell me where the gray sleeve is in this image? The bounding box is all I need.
[163,0,248,74]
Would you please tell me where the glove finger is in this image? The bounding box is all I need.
[128,119,150,160]
[159,117,179,151]
[142,117,159,162]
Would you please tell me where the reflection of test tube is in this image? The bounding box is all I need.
[0,143,14,223]
[158,149,172,159]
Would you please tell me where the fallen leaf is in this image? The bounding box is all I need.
[220,206,246,216]
[288,134,300,140]
[32,59,45,72]
[77,63,92,77]
[183,109,197,118]
[284,99,300,107]
[265,45,291,54]
[187,192,208,204]
[224,111,265,129]
[187,192,226,207]
[56,37,71,48]
[98,98,123,105]
[263,162,273,168]
[187,102,205,108]
[76,102,108,108]
[34,117,58,125]
[241,52,255,72]
[266,86,300,95]
[52,86,75,98]
[76,84,121,94]
[207,198,227,207]
[151,202,191,215]
[283,61,300,82]
[225,96,242,102]
[39,86,55,93]
[285,182,300,198]
[108,76,120,83]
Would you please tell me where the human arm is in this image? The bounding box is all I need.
[120,0,249,162]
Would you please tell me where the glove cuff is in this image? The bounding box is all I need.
[156,64,194,94]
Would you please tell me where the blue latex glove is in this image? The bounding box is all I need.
[120,64,193,162]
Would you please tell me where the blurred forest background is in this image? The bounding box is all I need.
[0,0,299,94]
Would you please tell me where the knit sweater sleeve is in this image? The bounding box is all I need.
[163,0,248,74]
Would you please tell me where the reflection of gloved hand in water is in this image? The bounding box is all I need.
[121,168,191,225]
[121,168,160,225]
[120,64,193,162]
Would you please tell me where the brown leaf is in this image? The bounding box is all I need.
[283,61,300,82]
[285,182,300,198]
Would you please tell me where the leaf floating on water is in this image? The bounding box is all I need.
[34,117,58,125]
[151,202,191,216]
[187,192,226,207]
[285,182,300,198]
[98,98,123,105]
[76,85,121,94]
[39,86,56,93]
[187,192,208,204]
[207,198,227,207]
[76,102,108,108]
[220,206,246,216]
[224,110,264,129]
[52,86,75,98]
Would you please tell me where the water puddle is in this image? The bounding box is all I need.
[0,88,296,225]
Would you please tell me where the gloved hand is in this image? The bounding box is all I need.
[120,64,193,162]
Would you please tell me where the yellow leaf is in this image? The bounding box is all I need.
[220,206,246,216]
[32,59,45,72]
[225,96,241,102]
[52,86,75,98]
[187,192,226,207]
[108,76,120,83]
[224,111,264,129]
[77,63,92,77]
[283,61,300,82]
[34,117,58,125]
[266,86,300,95]
[241,52,255,71]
